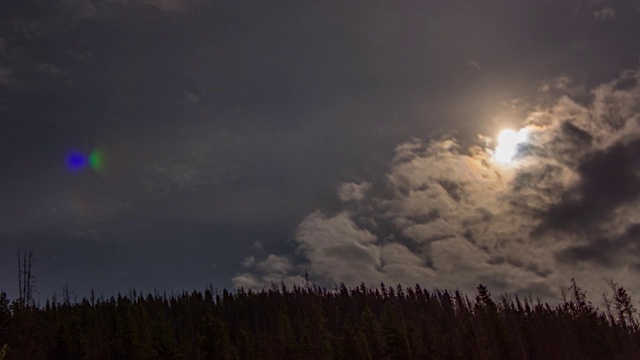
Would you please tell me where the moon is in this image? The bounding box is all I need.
[494,128,528,163]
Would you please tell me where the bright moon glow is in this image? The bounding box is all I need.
[494,128,528,163]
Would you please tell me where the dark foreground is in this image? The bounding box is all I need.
[1,279,639,360]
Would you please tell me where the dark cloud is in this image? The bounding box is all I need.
[556,223,640,266]
[540,138,640,232]
[558,121,594,152]
[615,77,638,91]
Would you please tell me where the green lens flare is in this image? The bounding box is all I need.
[89,149,104,173]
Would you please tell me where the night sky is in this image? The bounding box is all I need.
[1,0,640,302]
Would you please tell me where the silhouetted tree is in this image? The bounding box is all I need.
[2,277,640,360]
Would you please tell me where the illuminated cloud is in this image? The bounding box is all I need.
[234,68,640,300]
[256,254,294,274]
[337,182,371,202]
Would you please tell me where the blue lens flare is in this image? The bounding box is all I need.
[66,151,88,171]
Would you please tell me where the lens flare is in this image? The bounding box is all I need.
[65,147,107,173]
[494,128,528,163]
[89,148,105,173]
[66,151,88,171]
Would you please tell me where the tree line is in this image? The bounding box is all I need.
[1,273,640,360]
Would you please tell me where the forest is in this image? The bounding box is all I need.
[1,270,640,360]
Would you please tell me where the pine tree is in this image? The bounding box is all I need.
[612,282,638,330]
[235,321,257,360]
[199,312,233,360]
[275,309,300,360]
[0,293,8,360]
[0,293,10,349]
[380,301,410,359]
[453,290,476,360]
[361,306,384,359]
[339,320,369,360]
[474,284,509,360]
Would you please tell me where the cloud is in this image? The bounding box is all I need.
[572,41,587,51]
[230,273,263,289]
[593,7,616,21]
[231,270,304,290]
[61,0,98,19]
[232,67,640,301]
[467,58,481,70]
[38,63,65,77]
[8,7,93,42]
[294,211,385,286]
[539,74,588,98]
[182,92,201,106]
[144,135,239,196]
[556,224,640,267]
[539,138,640,233]
[0,67,12,86]
[231,211,438,289]
[256,254,294,274]
[5,0,199,45]
[241,256,255,268]
[109,0,205,13]
[337,182,371,202]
